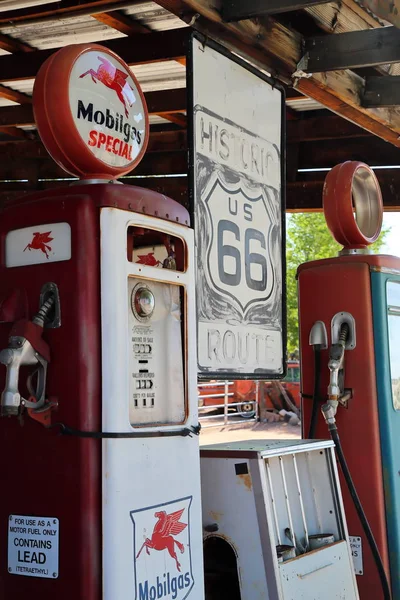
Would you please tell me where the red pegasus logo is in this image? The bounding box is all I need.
[136,509,187,571]
[79,55,135,118]
[136,252,162,267]
[24,232,53,259]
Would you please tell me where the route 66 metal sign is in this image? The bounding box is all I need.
[189,35,285,378]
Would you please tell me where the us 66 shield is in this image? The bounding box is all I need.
[204,176,275,311]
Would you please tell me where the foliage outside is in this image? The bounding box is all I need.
[286,213,389,356]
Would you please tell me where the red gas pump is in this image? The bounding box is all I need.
[0,44,204,600]
[298,162,395,600]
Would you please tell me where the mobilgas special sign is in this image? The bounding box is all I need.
[33,43,149,179]
[69,50,146,168]
[189,35,286,379]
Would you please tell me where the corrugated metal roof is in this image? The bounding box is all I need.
[123,2,187,31]
[0,0,54,12]
[286,97,324,112]
[0,98,18,108]
[0,2,186,52]
[131,61,186,92]
[1,15,125,50]
[1,59,186,97]
[1,79,34,96]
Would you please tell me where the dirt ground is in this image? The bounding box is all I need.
[199,418,301,446]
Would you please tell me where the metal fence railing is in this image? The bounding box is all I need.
[198,380,259,427]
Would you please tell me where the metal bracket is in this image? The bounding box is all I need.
[338,389,352,409]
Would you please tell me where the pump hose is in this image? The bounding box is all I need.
[328,422,392,600]
[308,345,322,439]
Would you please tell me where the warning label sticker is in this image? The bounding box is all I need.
[8,514,59,579]
[349,535,363,576]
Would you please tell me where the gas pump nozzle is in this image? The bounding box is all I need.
[0,296,53,417]
[322,322,349,424]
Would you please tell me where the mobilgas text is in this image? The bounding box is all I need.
[139,571,192,600]
[77,100,142,160]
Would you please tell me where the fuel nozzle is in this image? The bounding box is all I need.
[0,294,54,417]
[322,322,349,426]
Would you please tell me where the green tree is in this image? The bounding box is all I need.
[286,213,389,355]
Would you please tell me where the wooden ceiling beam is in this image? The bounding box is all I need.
[0,89,187,128]
[0,1,143,24]
[0,84,32,105]
[300,27,400,73]
[161,113,187,127]
[287,114,372,142]
[0,32,35,54]
[0,29,188,83]
[154,0,400,147]
[295,132,400,169]
[0,176,188,208]
[3,170,400,212]
[0,129,187,158]
[0,151,187,181]
[0,126,31,139]
[222,0,331,21]
[92,10,151,35]
[287,170,400,211]
[304,0,400,76]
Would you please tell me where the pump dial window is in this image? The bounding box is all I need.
[131,284,155,322]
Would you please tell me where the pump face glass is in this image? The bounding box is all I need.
[387,281,400,411]
[126,226,187,427]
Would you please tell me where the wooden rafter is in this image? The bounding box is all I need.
[0,176,188,208]
[161,113,187,127]
[92,10,151,34]
[0,29,188,83]
[287,170,400,211]
[2,169,400,211]
[0,84,32,105]
[0,130,187,159]
[0,33,34,54]
[304,0,400,76]
[153,0,400,147]
[0,126,30,139]
[0,1,142,23]
[287,115,371,142]
[0,89,187,128]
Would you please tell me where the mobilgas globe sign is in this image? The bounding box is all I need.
[69,51,146,168]
[33,43,149,179]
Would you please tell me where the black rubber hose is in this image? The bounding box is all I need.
[308,345,321,439]
[328,423,392,600]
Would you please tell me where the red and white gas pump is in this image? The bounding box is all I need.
[298,162,396,600]
[0,44,204,600]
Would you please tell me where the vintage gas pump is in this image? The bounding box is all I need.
[0,44,204,600]
[298,161,399,599]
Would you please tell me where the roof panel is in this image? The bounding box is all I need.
[123,2,187,31]
[1,59,186,97]
[131,61,186,92]
[0,98,18,107]
[286,97,324,112]
[1,79,34,95]
[0,0,54,12]
[0,15,125,50]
